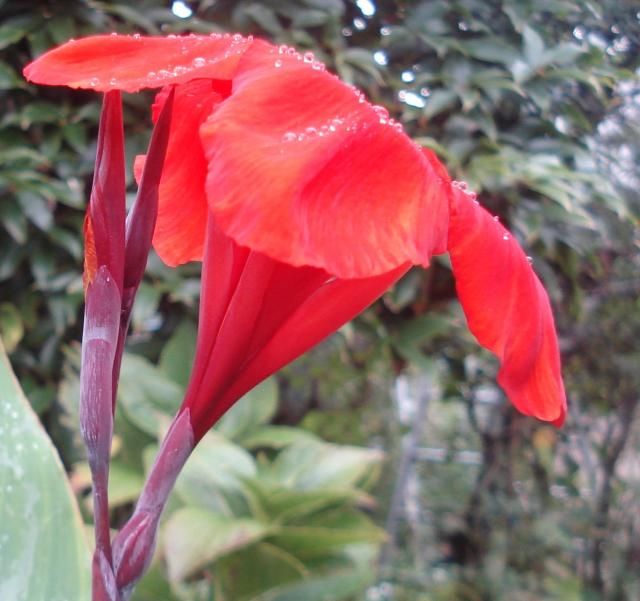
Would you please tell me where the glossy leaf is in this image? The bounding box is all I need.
[0,340,90,601]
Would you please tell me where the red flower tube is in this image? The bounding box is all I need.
[24,33,567,595]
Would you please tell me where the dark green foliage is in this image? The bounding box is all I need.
[1,1,638,600]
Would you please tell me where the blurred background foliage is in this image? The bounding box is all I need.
[1,0,639,599]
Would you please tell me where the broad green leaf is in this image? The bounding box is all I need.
[243,479,367,524]
[0,340,90,601]
[174,431,257,516]
[216,378,278,440]
[240,425,318,450]
[216,542,308,600]
[158,318,197,389]
[269,507,386,559]
[251,562,375,601]
[118,353,183,436]
[0,303,24,353]
[267,440,384,491]
[163,507,268,581]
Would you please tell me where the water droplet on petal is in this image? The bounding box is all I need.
[493,216,500,222]
[193,57,206,67]
[305,126,318,138]
[148,71,157,79]
[232,33,243,43]
[110,32,118,37]
[311,60,325,71]
[282,132,297,142]
[303,51,315,63]
[132,33,141,39]
[168,34,177,39]
[503,234,510,241]
[278,44,288,54]
[88,77,99,87]
[109,77,118,86]
[372,104,389,119]
[158,69,172,78]
[526,255,533,264]
[274,59,283,68]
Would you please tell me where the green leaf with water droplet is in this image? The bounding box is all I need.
[0,339,90,601]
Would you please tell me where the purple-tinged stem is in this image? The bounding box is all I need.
[113,409,194,598]
[80,267,122,600]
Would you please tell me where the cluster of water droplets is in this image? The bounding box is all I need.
[85,32,255,87]
[271,44,327,72]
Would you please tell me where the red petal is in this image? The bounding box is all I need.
[141,81,225,265]
[200,41,449,279]
[183,218,409,440]
[447,185,566,425]
[23,34,252,93]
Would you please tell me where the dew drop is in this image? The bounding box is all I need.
[282,132,297,142]
[109,77,118,86]
[88,77,99,87]
[303,51,315,63]
[311,60,325,71]
[503,234,510,241]
[232,33,243,43]
[147,71,157,79]
[158,69,172,78]
[132,33,141,39]
[297,133,306,142]
[168,34,177,39]
[193,56,206,67]
[278,44,288,54]
[173,65,188,75]
[372,104,389,119]
[110,32,118,37]
[493,216,500,222]
[305,126,318,138]
[286,47,297,56]
[274,59,283,68]
[526,256,533,264]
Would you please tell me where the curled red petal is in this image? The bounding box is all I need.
[200,41,449,279]
[23,34,252,93]
[447,185,567,425]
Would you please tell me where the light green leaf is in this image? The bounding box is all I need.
[118,353,183,436]
[0,339,90,601]
[240,425,318,450]
[163,507,268,581]
[267,440,384,491]
[158,318,197,389]
[175,431,257,515]
[216,378,278,440]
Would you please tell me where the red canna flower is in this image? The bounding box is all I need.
[25,33,566,431]
[25,34,567,597]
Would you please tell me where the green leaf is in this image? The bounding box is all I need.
[118,353,183,436]
[158,318,197,389]
[252,563,374,601]
[269,508,386,559]
[267,440,383,491]
[240,425,318,450]
[0,303,24,353]
[0,339,90,601]
[174,431,257,515]
[523,25,545,68]
[216,378,278,440]
[163,507,268,581]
